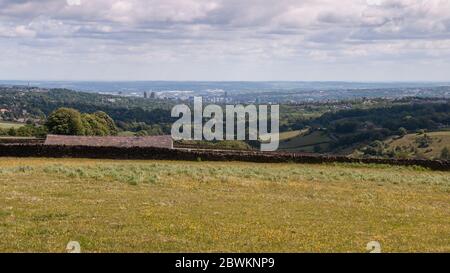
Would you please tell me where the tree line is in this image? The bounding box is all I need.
[0,108,118,138]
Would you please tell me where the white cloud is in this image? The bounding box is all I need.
[14,25,36,37]
[66,0,81,7]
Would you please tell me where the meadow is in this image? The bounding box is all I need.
[0,121,25,129]
[278,131,331,152]
[0,158,448,253]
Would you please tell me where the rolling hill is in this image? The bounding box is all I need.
[382,131,450,160]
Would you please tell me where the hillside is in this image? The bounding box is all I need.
[0,158,448,252]
[0,87,175,135]
[376,131,450,160]
[1,86,450,156]
[278,101,450,154]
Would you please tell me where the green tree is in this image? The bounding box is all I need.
[81,113,109,136]
[7,127,17,136]
[81,114,94,136]
[398,127,407,137]
[18,125,47,138]
[313,145,322,153]
[81,112,117,136]
[93,111,118,135]
[441,147,450,160]
[363,140,385,157]
[16,125,35,137]
[334,121,358,134]
[46,108,85,135]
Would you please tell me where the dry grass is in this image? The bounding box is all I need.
[0,158,449,253]
[386,131,450,159]
[260,130,304,142]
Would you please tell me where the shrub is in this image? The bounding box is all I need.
[441,147,450,160]
[416,134,433,148]
[362,140,386,157]
[398,127,408,137]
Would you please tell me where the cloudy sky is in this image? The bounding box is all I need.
[1,0,450,81]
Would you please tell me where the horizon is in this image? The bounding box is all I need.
[2,79,450,84]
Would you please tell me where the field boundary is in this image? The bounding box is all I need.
[0,144,448,171]
[0,138,45,144]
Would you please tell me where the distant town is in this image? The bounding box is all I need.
[2,81,450,105]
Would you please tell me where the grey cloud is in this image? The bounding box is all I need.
[1,0,450,41]
[1,0,450,81]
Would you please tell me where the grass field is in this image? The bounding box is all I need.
[117,131,136,137]
[261,130,304,142]
[0,158,449,253]
[279,131,331,151]
[0,121,25,129]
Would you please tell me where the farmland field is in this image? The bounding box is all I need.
[278,131,331,151]
[260,130,304,142]
[0,158,449,253]
[0,121,25,129]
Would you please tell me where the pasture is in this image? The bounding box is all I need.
[0,158,448,252]
[278,131,331,151]
[0,121,25,129]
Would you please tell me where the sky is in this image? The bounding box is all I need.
[1,0,450,81]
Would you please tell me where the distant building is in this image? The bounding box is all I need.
[44,135,173,149]
[144,91,148,99]
[150,92,156,99]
